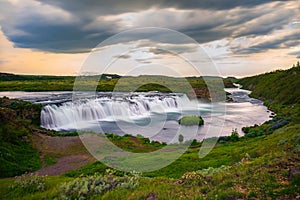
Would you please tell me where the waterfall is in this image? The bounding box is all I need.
[41,93,193,130]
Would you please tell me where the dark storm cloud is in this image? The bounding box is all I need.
[4,23,114,53]
[232,31,300,54]
[160,0,290,10]
[148,44,198,55]
[0,0,298,53]
[183,28,233,44]
[114,55,131,59]
[148,48,168,55]
[232,8,296,38]
[35,0,289,12]
[288,51,300,59]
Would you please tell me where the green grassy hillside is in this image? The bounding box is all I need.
[0,97,42,177]
[238,61,300,124]
[238,62,300,105]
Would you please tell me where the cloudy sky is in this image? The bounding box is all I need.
[0,0,299,77]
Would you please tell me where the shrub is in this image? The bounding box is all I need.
[196,165,231,176]
[181,171,204,182]
[230,128,239,142]
[291,133,300,143]
[178,116,204,126]
[278,138,288,145]
[191,139,200,146]
[10,174,47,193]
[59,169,139,199]
[178,134,184,143]
[181,165,231,185]
[181,165,231,179]
[240,153,252,163]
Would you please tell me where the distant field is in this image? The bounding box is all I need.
[0,73,235,100]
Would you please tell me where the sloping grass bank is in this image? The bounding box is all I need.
[0,124,299,199]
[0,97,42,177]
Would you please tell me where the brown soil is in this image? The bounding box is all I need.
[32,133,96,176]
[34,154,95,176]
[128,136,140,144]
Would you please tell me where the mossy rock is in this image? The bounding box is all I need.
[178,116,204,126]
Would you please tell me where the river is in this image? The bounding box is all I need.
[0,87,271,143]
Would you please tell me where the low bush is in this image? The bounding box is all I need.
[10,174,47,193]
[218,128,240,142]
[242,117,290,138]
[59,169,139,199]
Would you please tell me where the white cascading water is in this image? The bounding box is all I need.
[41,93,195,130]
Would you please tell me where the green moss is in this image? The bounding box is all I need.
[178,116,204,126]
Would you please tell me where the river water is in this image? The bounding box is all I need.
[0,87,271,143]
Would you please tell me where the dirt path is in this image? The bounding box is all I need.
[34,154,95,176]
[32,133,96,176]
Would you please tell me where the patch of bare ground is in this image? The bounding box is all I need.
[32,133,96,176]
[34,154,95,176]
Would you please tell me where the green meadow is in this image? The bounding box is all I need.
[0,73,234,101]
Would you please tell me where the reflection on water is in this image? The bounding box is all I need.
[0,88,271,143]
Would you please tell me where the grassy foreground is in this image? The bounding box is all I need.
[0,124,299,199]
